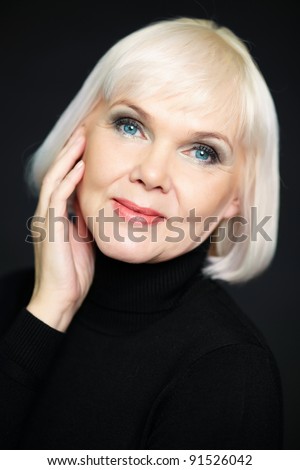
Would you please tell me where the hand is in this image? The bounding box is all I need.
[26,126,96,332]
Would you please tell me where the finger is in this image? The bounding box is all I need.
[48,160,85,220]
[72,196,94,243]
[36,137,86,217]
[53,125,86,163]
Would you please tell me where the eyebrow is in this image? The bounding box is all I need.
[109,100,233,151]
[109,100,152,122]
[188,131,233,152]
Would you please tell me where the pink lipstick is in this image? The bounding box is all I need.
[112,198,165,225]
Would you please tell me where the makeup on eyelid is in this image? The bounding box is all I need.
[106,108,233,166]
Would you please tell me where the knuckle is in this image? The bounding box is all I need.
[41,172,52,188]
[49,187,62,204]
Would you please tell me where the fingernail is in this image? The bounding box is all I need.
[74,160,84,169]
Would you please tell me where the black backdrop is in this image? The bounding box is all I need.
[0,0,299,449]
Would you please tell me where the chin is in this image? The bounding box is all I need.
[95,238,163,264]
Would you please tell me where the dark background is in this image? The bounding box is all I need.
[0,0,299,449]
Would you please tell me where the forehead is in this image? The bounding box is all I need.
[106,90,242,143]
[103,57,245,139]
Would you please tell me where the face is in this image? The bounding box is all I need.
[76,93,243,263]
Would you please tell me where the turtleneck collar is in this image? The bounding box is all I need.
[77,239,210,335]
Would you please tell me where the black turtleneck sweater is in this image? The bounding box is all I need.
[0,242,283,449]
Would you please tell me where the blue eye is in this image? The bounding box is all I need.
[195,148,209,161]
[114,117,143,138]
[192,145,219,164]
[123,123,138,135]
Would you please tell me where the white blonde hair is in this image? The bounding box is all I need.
[24,17,280,283]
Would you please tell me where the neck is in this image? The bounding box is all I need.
[86,240,210,313]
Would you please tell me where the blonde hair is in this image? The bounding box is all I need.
[24,17,280,283]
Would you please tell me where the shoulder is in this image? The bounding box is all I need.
[173,274,274,354]
[161,343,282,410]
[142,343,283,449]
[173,342,282,398]
[0,266,35,331]
[164,281,282,397]
[154,273,282,389]
[143,278,284,448]
[176,275,284,422]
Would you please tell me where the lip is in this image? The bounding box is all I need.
[112,198,165,225]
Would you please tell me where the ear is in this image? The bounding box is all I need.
[222,195,240,220]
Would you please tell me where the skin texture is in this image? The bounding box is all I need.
[26,129,95,331]
[26,92,243,331]
[77,94,243,264]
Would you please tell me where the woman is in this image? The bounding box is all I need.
[0,17,282,449]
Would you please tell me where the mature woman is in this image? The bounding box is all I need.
[0,17,282,449]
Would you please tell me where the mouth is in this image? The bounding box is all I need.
[112,198,165,225]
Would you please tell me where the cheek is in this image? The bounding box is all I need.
[82,133,137,187]
[75,138,112,214]
[78,137,120,200]
[179,172,236,217]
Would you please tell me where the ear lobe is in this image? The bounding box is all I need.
[222,196,240,220]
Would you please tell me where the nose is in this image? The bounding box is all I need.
[129,143,172,193]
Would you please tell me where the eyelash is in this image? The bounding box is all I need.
[112,116,220,165]
[113,117,144,139]
[188,144,220,165]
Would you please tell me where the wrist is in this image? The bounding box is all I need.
[26,298,76,332]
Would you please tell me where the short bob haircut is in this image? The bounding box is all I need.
[24,17,280,284]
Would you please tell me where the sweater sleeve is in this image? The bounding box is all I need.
[144,343,283,450]
[0,307,64,448]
